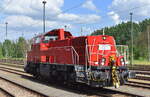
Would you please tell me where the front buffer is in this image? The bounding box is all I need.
[75,65,135,88]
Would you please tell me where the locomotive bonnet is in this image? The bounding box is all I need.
[25,29,135,88]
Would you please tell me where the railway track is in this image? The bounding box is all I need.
[134,70,150,75]
[0,66,29,77]
[1,59,150,69]
[128,65,150,71]
[0,59,24,65]
[0,87,14,97]
[1,63,150,82]
[128,79,150,86]
[1,61,150,83]
[0,62,23,68]
[125,81,150,89]
[0,64,149,97]
[1,61,150,82]
[0,76,47,97]
[135,74,150,81]
[1,59,150,71]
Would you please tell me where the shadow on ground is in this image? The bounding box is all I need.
[21,75,117,97]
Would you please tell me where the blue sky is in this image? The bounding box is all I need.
[0,0,150,42]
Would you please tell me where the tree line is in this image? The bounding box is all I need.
[0,37,30,59]
[1,18,150,60]
[91,18,150,60]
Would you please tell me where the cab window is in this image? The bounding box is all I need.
[35,37,41,44]
[43,36,58,43]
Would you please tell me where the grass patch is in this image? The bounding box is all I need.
[133,60,150,65]
[0,58,25,61]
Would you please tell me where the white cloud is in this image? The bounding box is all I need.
[2,0,101,24]
[108,11,121,24]
[78,14,100,23]
[2,14,100,32]
[4,15,37,28]
[0,14,75,41]
[110,0,150,21]
[57,13,100,23]
[2,0,100,23]
[1,15,73,33]
[82,0,98,12]
[3,0,63,17]
[0,0,101,42]
[57,13,79,21]
[82,27,93,35]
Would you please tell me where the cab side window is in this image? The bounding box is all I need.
[43,36,58,43]
[43,36,51,43]
[35,37,41,44]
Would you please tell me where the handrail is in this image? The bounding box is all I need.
[70,46,79,65]
[86,44,129,65]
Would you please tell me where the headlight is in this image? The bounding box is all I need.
[102,36,106,40]
[120,58,125,65]
[100,58,106,66]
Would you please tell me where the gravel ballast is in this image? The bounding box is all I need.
[0,78,44,97]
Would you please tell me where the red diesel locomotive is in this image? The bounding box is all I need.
[25,29,134,88]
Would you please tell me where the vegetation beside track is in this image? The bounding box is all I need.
[0,37,30,59]
[133,60,150,65]
[0,58,24,61]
